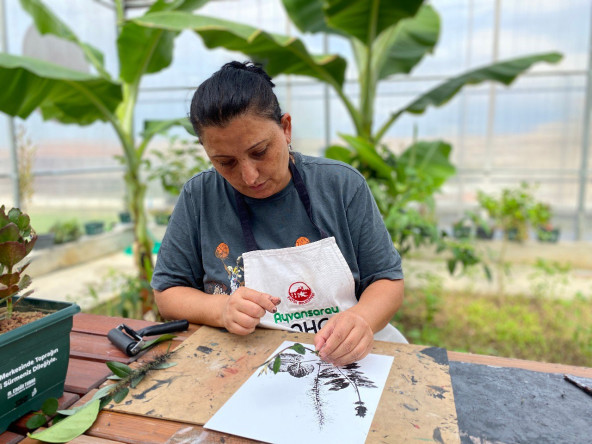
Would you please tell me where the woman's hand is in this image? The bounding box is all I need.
[313,311,374,367]
[223,287,281,335]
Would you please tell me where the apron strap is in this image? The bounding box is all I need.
[288,160,329,239]
[234,188,259,252]
[234,158,328,252]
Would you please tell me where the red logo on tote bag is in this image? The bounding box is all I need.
[288,282,315,305]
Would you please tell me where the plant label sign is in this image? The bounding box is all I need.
[204,341,393,444]
[2,347,58,397]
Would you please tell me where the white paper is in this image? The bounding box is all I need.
[204,341,394,444]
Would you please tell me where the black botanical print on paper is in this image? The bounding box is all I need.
[258,344,377,429]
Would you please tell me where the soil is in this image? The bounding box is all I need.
[0,311,48,334]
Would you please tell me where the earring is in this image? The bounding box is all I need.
[288,142,293,151]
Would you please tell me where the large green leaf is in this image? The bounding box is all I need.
[0,271,20,287]
[133,12,347,88]
[142,118,195,140]
[19,0,109,78]
[374,4,439,79]
[340,134,394,182]
[28,398,101,443]
[0,241,30,269]
[381,52,563,136]
[398,140,455,191]
[0,224,20,243]
[325,145,353,163]
[118,0,209,85]
[139,118,196,158]
[324,0,424,45]
[281,0,341,35]
[117,23,173,84]
[0,53,122,124]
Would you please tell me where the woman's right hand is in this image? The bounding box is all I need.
[222,287,281,335]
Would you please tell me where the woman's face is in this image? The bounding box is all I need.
[201,112,292,199]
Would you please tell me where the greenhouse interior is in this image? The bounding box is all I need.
[0,0,591,441]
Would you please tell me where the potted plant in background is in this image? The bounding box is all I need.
[475,183,555,298]
[477,182,551,243]
[152,211,171,226]
[0,206,80,433]
[118,211,132,224]
[536,223,560,243]
[529,202,560,243]
[451,210,495,241]
[145,131,211,227]
[84,220,105,236]
[49,219,82,244]
[475,223,495,240]
[452,217,472,240]
[33,232,56,250]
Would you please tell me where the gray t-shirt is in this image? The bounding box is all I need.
[151,152,403,298]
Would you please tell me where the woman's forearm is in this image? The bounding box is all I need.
[347,279,404,333]
[154,286,227,326]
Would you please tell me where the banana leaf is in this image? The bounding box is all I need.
[0,53,122,125]
[19,0,109,78]
[281,0,342,35]
[118,0,209,85]
[324,145,353,163]
[324,0,423,45]
[397,140,455,192]
[142,118,195,140]
[374,4,439,79]
[339,134,394,183]
[132,12,346,88]
[379,52,563,137]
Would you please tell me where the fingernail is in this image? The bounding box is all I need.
[269,296,281,305]
[272,307,277,313]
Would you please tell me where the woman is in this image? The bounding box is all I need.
[152,61,406,367]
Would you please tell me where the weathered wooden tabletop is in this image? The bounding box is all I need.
[1,313,590,444]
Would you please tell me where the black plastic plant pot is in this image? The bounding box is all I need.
[506,227,520,242]
[537,227,560,243]
[154,213,171,226]
[0,298,80,433]
[118,212,132,224]
[35,233,56,250]
[476,226,494,240]
[84,221,104,235]
[453,226,471,239]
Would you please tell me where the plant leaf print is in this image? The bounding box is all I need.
[259,344,377,425]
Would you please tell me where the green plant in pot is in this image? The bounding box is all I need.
[0,205,80,433]
[84,220,105,236]
[453,210,494,240]
[145,131,211,226]
[48,219,82,245]
[477,183,545,243]
[145,132,210,198]
[529,202,560,243]
[476,183,553,299]
[0,206,36,321]
[451,217,472,240]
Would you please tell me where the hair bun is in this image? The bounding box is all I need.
[222,60,275,87]
[190,60,282,136]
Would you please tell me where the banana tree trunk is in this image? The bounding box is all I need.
[124,168,154,315]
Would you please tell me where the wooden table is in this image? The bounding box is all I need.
[1,313,591,444]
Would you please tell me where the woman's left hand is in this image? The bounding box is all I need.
[313,311,374,367]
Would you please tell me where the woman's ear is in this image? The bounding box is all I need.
[281,113,292,142]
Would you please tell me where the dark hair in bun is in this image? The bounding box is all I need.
[189,61,282,139]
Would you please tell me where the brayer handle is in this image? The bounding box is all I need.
[137,319,189,337]
[107,328,138,356]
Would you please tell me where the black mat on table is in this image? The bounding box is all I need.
[450,361,592,444]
